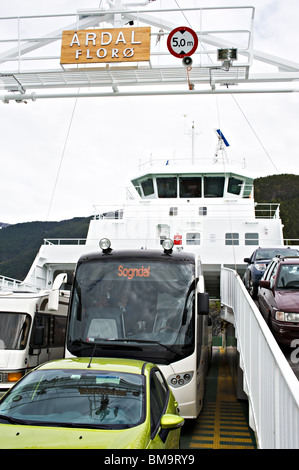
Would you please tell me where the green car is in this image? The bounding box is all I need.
[0,357,184,449]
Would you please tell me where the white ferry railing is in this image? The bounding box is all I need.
[44,239,87,245]
[255,203,280,219]
[92,202,281,220]
[0,275,40,292]
[221,267,299,449]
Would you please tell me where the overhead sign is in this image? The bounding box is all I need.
[60,27,151,64]
[167,26,198,58]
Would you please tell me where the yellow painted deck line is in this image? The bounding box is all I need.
[188,348,257,449]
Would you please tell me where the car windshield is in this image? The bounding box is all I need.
[255,248,299,261]
[0,368,145,429]
[276,264,299,289]
[0,313,31,350]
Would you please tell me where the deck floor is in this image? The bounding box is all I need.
[181,348,257,449]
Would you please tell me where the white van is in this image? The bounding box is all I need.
[0,275,69,397]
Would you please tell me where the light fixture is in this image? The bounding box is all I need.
[99,237,112,253]
[162,238,174,253]
[217,48,238,68]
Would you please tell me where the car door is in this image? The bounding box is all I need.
[148,368,178,449]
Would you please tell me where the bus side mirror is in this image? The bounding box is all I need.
[197,292,209,315]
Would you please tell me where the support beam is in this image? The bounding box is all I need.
[2,86,298,103]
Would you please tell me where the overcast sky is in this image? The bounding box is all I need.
[0,0,298,225]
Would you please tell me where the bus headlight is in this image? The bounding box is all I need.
[168,371,193,388]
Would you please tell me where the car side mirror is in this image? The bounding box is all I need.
[259,280,271,289]
[244,258,251,263]
[160,414,184,430]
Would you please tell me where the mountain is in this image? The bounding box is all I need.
[0,174,298,280]
[0,217,91,280]
[254,174,299,241]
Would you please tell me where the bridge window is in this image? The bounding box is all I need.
[245,233,259,245]
[169,207,178,216]
[204,176,225,197]
[141,178,154,197]
[179,176,202,198]
[228,177,243,195]
[225,233,239,245]
[157,177,177,198]
[186,233,200,245]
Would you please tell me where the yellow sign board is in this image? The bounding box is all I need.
[60,27,151,64]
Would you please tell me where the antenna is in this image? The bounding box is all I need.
[213,128,230,164]
[87,342,97,368]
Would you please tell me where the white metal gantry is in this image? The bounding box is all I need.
[0,1,298,102]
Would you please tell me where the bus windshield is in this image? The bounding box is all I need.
[0,313,31,350]
[67,258,196,364]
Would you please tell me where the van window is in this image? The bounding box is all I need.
[51,316,67,347]
[0,313,31,350]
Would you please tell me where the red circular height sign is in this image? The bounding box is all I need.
[167,26,198,58]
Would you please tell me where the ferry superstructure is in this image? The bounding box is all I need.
[1,132,284,297]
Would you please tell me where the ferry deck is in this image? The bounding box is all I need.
[181,347,257,449]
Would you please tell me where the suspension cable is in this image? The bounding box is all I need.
[46,95,79,221]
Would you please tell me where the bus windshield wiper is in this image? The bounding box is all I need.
[105,338,184,357]
[72,338,183,357]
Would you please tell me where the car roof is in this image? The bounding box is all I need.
[254,247,299,257]
[255,247,299,252]
[37,357,154,376]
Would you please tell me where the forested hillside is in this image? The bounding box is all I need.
[0,174,298,280]
[254,174,299,241]
[0,217,91,280]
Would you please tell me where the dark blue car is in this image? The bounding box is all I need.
[243,247,299,298]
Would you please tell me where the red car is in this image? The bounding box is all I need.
[258,255,299,346]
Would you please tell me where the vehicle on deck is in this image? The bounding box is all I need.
[258,256,299,346]
[0,357,184,449]
[0,274,69,397]
[243,247,299,298]
[66,238,211,419]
